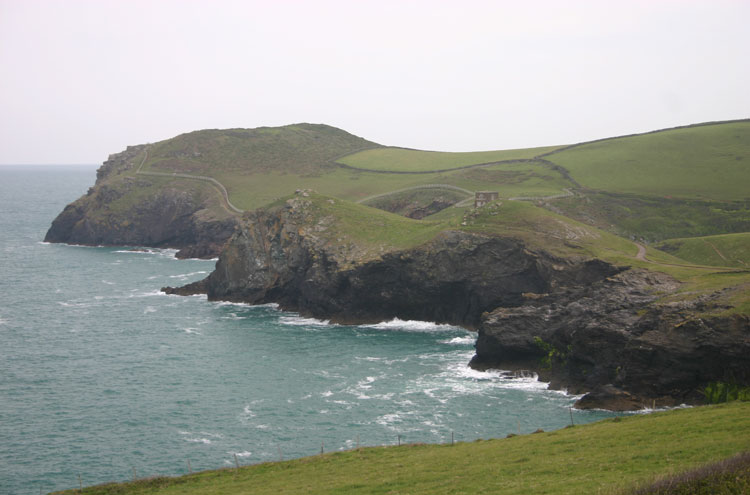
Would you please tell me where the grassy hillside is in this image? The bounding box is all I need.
[546,192,750,242]
[143,123,380,175]
[657,232,750,268]
[53,402,750,495]
[544,121,750,201]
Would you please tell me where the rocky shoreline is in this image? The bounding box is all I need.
[44,146,237,259]
[163,195,750,410]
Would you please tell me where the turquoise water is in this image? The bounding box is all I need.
[0,166,617,494]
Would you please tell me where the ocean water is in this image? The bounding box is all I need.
[0,166,617,494]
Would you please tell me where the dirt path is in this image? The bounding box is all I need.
[135,149,244,215]
[704,240,730,263]
[633,241,743,272]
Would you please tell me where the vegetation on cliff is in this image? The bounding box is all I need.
[51,402,750,495]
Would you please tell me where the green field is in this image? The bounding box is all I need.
[544,121,750,201]
[53,402,750,495]
[336,145,560,172]
[657,232,750,268]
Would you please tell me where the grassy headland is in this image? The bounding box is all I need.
[52,402,750,495]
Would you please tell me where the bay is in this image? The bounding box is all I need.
[0,166,616,494]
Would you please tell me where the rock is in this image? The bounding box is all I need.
[574,385,643,411]
[471,269,750,409]
[44,147,237,258]
[167,198,750,410]
[195,204,621,328]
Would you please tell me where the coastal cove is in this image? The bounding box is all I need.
[0,166,621,495]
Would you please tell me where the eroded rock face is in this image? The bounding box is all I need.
[471,269,750,409]
[44,148,237,258]
[167,198,750,410]
[197,201,621,328]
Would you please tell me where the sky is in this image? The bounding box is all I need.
[1,0,748,164]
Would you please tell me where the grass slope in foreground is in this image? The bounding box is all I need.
[53,402,750,495]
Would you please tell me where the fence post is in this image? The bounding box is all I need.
[234,454,240,471]
[278,445,283,462]
[78,474,82,492]
[187,459,192,474]
[132,467,137,482]
[398,434,401,446]
[451,432,454,445]
[569,407,575,426]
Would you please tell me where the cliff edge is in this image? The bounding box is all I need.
[166,192,750,409]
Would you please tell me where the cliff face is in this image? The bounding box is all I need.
[167,195,750,410]
[471,270,750,409]
[44,146,237,258]
[199,197,621,328]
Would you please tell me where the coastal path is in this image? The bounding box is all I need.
[135,149,244,215]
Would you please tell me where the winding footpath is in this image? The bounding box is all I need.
[633,241,744,272]
[135,149,244,215]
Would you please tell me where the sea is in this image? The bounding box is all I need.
[0,165,618,494]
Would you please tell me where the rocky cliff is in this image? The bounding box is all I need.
[165,193,750,409]
[45,145,237,258]
[470,270,750,410]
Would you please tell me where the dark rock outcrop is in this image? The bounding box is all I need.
[189,198,620,328]
[45,147,237,258]
[470,269,750,409]
[167,195,750,410]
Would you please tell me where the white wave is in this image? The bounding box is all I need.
[183,328,202,335]
[220,313,247,320]
[233,451,252,458]
[168,271,208,279]
[279,316,332,326]
[0,317,7,325]
[440,336,475,345]
[101,279,116,285]
[213,301,279,309]
[129,290,166,298]
[144,306,157,314]
[362,318,462,332]
[113,247,179,258]
[183,436,212,444]
[321,390,334,397]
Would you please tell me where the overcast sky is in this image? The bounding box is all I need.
[1,0,748,164]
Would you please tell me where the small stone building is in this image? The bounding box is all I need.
[474,191,499,208]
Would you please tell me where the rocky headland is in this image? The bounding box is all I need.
[165,192,750,410]
[45,145,238,258]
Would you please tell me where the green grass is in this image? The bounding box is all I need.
[459,200,638,261]
[141,123,380,176]
[211,160,574,211]
[337,145,561,172]
[53,402,750,495]
[545,192,750,242]
[545,121,750,201]
[656,232,750,268]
